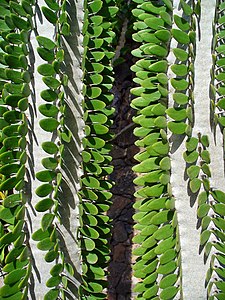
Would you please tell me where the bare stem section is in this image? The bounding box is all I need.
[168,0,218,299]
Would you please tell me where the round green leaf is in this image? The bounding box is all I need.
[38,64,55,76]
[41,89,58,102]
[160,286,179,299]
[39,104,58,117]
[35,198,54,212]
[36,170,56,182]
[39,118,59,132]
[172,28,190,44]
[42,141,58,154]
[41,213,54,231]
[43,77,61,90]
[168,121,187,134]
[44,289,59,300]
[36,183,53,197]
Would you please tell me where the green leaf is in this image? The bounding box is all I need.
[171,64,188,76]
[171,78,189,91]
[81,175,100,188]
[132,157,160,173]
[35,198,54,212]
[36,170,56,182]
[85,62,104,73]
[160,11,172,25]
[11,14,29,30]
[155,29,171,42]
[142,272,158,285]
[162,0,173,10]
[211,190,225,204]
[5,246,25,264]
[43,77,61,89]
[166,107,187,121]
[153,225,173,240]
[0,282,20,297]
[160,286,179,299]
[143,284,158,298]
[32,228,50,241]
[82,202,98,215]
[213,203,225,216]
[39,103,58,117]
[180,0,193,15]
[168,121,187,134]
[85,99,105,110]
[18,98,28,111]
[39,118,59,132]
[41,213,54,231]
[190,178,201,193]
[4,268,26,285]
[41,157,58,170]
[197,204,210,218]
[41,143,58,157]
[149,60,168,73]
[44,289,59,300]
[151,210,171,225]
[172,29,190,44]
[37,237,54,251]
[86,252,98,264]
[157,261,177,275]
[144,16,164,30]
[40,89,58,102]
[46,275,61,288]
[157,73,168,85]
[155,237,175,255]
[160,249,177,265]
[136,184,165,198]
[49,264,63,277]
[201,216,211,230]
[174,15,190,31]
[201,163,211,177]
[0,177,18,191]
[186,137,198,152]
[82,238,95,251]
[144,45,167,57]
[86,86,102,99]
[80,226,99,239]
[84,136,105,149]
[3,194,21,208]
[44,0,60,10]
[160,157,171,170]
[200,230,211,245]
[36,183,53,197]
[38,64,55,76]
[200,150,210,163]
[187,165,200,180]
[0,207,14,224]
[83,281,104,294]
[42,6,57,24]
[217,98,225,110]
[89,0,103,13]
[88,124,108,135]
[37,47,54,62]
[150,141,169,155]
[0,163,20,176]
[37,36,56,50]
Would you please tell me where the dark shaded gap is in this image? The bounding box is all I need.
[107,15,139,299]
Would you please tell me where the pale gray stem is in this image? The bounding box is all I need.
[168,1,217,299]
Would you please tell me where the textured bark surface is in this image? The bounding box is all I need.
[108,36,138,299]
